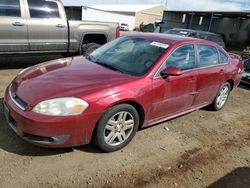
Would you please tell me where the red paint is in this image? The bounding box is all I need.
[4,34,243,148]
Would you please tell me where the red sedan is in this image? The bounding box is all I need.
[3,34,243,152]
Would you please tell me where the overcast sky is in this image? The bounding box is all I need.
[62,0,250,11]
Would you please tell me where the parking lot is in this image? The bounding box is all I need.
[0,56,249,187]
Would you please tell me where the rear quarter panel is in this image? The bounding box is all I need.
[225,53,243,89]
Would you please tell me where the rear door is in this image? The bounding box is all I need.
[0,0,29,52]
[25,0,68,52]
[193,44,225,106]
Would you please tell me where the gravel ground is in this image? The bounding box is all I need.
[0,55,249,188]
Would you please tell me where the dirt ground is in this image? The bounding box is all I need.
[0,55,250,188]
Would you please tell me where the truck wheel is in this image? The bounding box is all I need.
[81,43,101,56]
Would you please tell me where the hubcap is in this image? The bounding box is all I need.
[104,111,134,146]
[216,85,229,109]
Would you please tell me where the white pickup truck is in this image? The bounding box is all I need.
[0,0,120,55]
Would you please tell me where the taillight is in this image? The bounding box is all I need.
[116,26,120,38]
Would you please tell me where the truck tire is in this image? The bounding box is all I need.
[81,43,101,56]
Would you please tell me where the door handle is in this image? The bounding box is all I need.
[12,22,25,26]
[188,76,196,81]
[219,69,224,73]
[56,24,65,28]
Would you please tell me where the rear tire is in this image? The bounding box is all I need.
[81,43,101,56]
[93,104,139,152]
[211,82,231,111]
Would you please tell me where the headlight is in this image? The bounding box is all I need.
[33,98,89,116]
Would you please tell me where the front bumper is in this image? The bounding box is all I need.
[3,90,99,148]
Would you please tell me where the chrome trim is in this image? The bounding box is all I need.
[9,122,18,134]
[153,44,228,79]
[0,44,29,45]
[241,80,250,84]
[8,84,26,111]
[154,63,228,79]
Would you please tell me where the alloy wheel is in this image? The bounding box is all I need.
[216,85,229,109]
[104,111,134,146]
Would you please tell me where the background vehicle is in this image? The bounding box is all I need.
[164,28,226,48]
[242,58,250,84]
[241,47,250,59]
[4,34,243,152]
[120,23,129,31]
[0,0,120,56]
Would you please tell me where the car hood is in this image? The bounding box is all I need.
[12,56,135,106]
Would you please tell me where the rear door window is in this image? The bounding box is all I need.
[197,45,219,67]
[28,0,60,19]
[0,0,21,17]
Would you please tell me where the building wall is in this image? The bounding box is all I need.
[161,12,210,32]
[81,7,136,30]
[212,18,250,44]
[135,5,165,28]
[161,11,250,47]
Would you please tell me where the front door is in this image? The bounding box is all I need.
[150,44,198,121]
[25,0,68,51]
[0,0,29,52]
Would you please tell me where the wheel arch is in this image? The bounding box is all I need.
[113,100,145,130]
[93,99,146,136]
[80,32,108,47]
[226,79,234,90]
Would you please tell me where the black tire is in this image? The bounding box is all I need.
[211,82,231,111]
[93,104,139,152]
[81,43,101,56]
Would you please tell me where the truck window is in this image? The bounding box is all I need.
[27,0,60,19]
[0,0,21,17]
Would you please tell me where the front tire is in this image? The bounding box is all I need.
[211,82,231,111]
[94,104,139,152]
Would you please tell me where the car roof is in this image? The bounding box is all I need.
[129,33,214,46]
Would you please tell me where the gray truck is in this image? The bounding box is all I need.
[0,0,120,55]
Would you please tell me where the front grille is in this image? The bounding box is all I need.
[9,84,28,110]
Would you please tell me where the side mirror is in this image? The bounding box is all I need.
[161,66,182,77]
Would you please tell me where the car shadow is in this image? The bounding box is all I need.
[208,167,250,188]
[0,54,63,70]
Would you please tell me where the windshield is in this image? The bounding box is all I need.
[87,36,169,76]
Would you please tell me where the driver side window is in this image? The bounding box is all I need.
[159,44,196,74]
